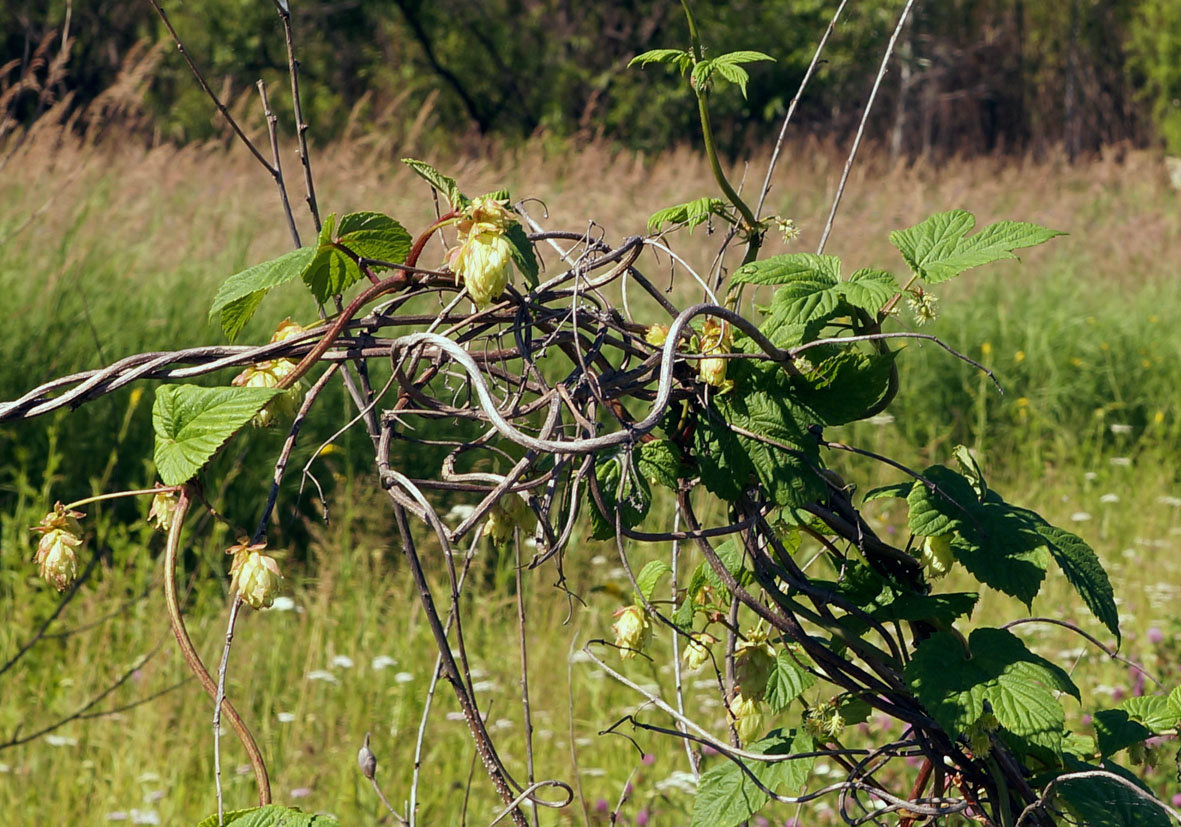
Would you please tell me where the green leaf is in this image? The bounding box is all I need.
[505,221,539,288]
[152,385,282,485]
[588,452,651,540]
[842,268,898,313]
[904,628,1079,753]
[871,592,978,625]
[636,439,684,490]
[197,805,340,827]
[1093,709,1154,756]
[702,540,753,594]
[888,209,1063,285]
[693,409,754,502]
[635,560,672,602]
[690,59,716,92]
[208,245,316,342]
[1117,694,1176,732]
[790,350,896,426]
[764,652,816,713]
[302,211,411,303]
[711,61,752,98]
[1036,523,1120,643]
[1055,761,1173,827]
[647,196,727,234]
[628,48,690,69]
[675,564,710,629]
[908,467,1050,606]
[690,729,814,827]
[863,482,913,503]
[732,253,841,286]
[714,50,775,66]
[713,361,825,508]
[1169,685,1181,719]
[952,444,988,498]
[401,157,467,208]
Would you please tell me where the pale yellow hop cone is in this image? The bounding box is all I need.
[449,229,515,310]
[729,692,765,744]
[147,488,179,532]
[232,550,283,609]
[31,502,85,592]
[611,604,652,659]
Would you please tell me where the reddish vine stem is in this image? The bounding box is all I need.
[163,487,271,807]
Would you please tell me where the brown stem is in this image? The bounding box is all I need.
[164,487,271,806]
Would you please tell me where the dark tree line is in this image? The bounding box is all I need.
[3,0,1179,157]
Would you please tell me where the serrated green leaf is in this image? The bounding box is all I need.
[714,361,825,508]
[732,253,841,286]
[906,465,978,537]
[952,444,988,499]
[401,158,467,208]
[711,61,752,98]
[153,385,283,486]
[208,245,316,341]
[197,805,340,827]
[871,592,978,625]
[504,221,539,289]
[693,409,754,502]
[636,560,672,602]
[714,50,775,66]
[889,209,1063,285]
[843,268,898,313]
[904,628,1078,753]
[628,48,690,68]
[588,452,651,540]
[1036,523,1120,643]
[1117,695,1176,732]
[690,729,814,827]
[1056,761,1173,827]
[1168,685,1181,719]
[690,59,715,91]
[302,211,411,303]
[636,439,684,490]
[764,652,816,713]
[648,196,726,234]
[675,563,710,629]
[1093,709,1154,756]
[791,350,896,426]
[863,482,913,503]
[701,540,753,595]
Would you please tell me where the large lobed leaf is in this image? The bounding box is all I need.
[302,211,411,303]
[690,729,814,827]
[152,385,282,485]
[197,805,339,827]
[889,209,1062,285]
[904,628,1079,753]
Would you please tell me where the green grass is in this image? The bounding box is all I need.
[3,136,1181,823]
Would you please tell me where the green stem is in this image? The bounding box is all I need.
[64,487,179,511]
[680,0,761,265]
[986,755,1015,827]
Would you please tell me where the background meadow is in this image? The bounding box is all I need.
[2,125,1181,823]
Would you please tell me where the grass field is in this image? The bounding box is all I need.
[2,128,1181,824]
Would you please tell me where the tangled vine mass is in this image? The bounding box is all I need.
[4,2,1180,826]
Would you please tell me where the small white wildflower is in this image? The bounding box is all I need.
[1100,493,1120,503]
[331,655,354,669]
[371,655,398,670]
[1110,457,1132,467]
[305,670,338,683]
[277,712,297,723]
[268,596,296,612]
[1070,512,1093,522]
[1109,423,1133,435]
[394,672,414,684]
[45,735,78,747]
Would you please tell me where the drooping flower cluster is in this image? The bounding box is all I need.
[31,503,85,592]
[231,319,308,427]
[447,196,518,310]
[226,537,284,609]
[481,492,537,547]
[611,604,653,659]
[906,288,939,325]
[697,318,734,392]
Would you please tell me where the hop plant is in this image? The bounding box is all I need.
[682,633,717,671]
[906,288,939,325]
[729,692,765,744]
[734,630,777,700]
[147,487,179,532]
[697,318,734,391]
[918,534,956,579]
[449,230,516,310]
[482,492,536,547]
[645,324,670,347]
[611,604,652,659]
[31,503,85,592]
[229,546,283,609]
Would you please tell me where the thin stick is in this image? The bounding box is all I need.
[755,0,849,219]
[272,0,321,230]
[817,0,916,254]
[256,79,302,248]
[212,595,245,825]
[514,530,540,827]
[145,0,276,174]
